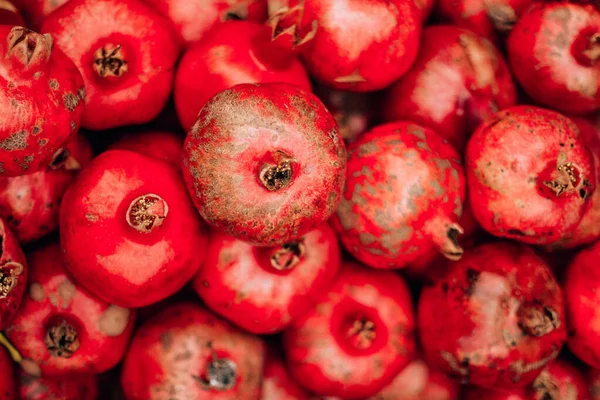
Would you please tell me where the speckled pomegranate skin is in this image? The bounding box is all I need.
[19,371,98,400]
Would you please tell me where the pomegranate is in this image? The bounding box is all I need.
[193,223,340,334]
[0,218,27,330]
[4,242,135,377]
[530,359,589,400]
[418,0,435,20]
[507,2,600,114]
[261,346,312,400]
[11,0,69,30]
[0,26,85,177]
[60,150,208,308]
[41,0,180,130]
[0,347,15,399]
[19,370,98,399]
[182,83,346,246]
[382,25,517,150]
[0,134,93,244]
[0,0,24,25]
[282,262,416,398]
[109,130,183,166]
[121,302,266,400]
[418,242,566,390]
[331,121,466,270]
[466,106,595,245]
[464,387,528,399]
[175,19,311,131]
[143,0,267,47]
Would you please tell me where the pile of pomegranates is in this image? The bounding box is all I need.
[1,0,600,398]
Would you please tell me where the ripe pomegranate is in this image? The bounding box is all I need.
[60,150,208,308]
[108,130,183,166]
[282,262,416,398]
[11,0,69,30]
[331,121,466,270]
[0,134,93,244]
[19,370,98,399]
[382,25,517,150]
[0,0,24,25]
[464,387,528,399]
[143,0,267,47]
[529,359,589,400]
[507,2,600,114]
[4,242,135,377]
[261,346,312,400]
[0,218,27,330]
[41,0,180,130]
[182,83,346,246]
[0,347,15,399]
[193,223,340,334]
[0,26,85,177]
[285,0,422,91]
[418,242,566,390]
[175,20,311,131]
[466,106,595,245]
[121,302,266,400]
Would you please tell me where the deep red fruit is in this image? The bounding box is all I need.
[60,150,208,308]
[565,240,600,369]
[529,359,589,400]
[5,242,135,377]
[418,242,566,390]
[508,2,600,114]
[0,0,24,25]
[193,223,340,334]
[144,0,267,47]
[175,20,311,132]
[466,106,595,244]
[0,348,15,399]
[182,83,346,246]
[0,26,85,177]
[0,134,93,244]
[382,25,517,150]
[464,387,528,400]
[0,219,27,330]
[122,302,266,400]
[331,121,465,269]
[286,0,422,91]
[283,262,416,398]
[19,370,98,400]
[41,0,180,130]
[261,346,312,400]
[11,0,69,30]
[109,130,183,166]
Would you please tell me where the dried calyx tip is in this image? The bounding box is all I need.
[346,316,376,350]
[0,261,23,299]
[518,302,560,337]
[195,342,238,391]
[44,319,80,358]
[259,155,294,191]
[6,27,52,67]
[126,194,169,233]
[270,240,305,270]
[93,44,128,78]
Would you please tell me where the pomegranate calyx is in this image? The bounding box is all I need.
[582,33,600,63]
[346,317,376,350]
[126,194,169,233]
[0,261,23,298]
[93,44,128,78]
[486,3,518,33]
[270,240,305,270]
[194,342,238,391]
[518,302,560,337]
[259,151,295,191]
[44,319,80,358]
[6,27,53,68]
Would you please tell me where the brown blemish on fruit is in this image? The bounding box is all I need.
[29,282,45,302]
[78,86,86,101]
[0,262,23,298]
[334,70,367,84]
[441,351,469,380]
[0,131,27,151]
[160,332,173,351]
[85,213,98,222]
[20,359,41,377]
[98,305,130,337]
[48,79,59,90]
[63,92,80,112]
[126,194,168,233]
[57,279,76,309]
[510,348,560,383]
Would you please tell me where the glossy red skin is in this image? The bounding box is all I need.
[175,20,311,131]
[331,121,465,270]
[283,262,416,399]
[0,134,93,244]
[182,83,346,246]
[0,0,24,25]
[262,346,312,400]
[19,371,98,400]
[11,0,69,30]
[41,0,180,130]
[0,218,27,330]
[382,25,517,150]
[0,348,15,399]
[418,242,566,390]
[0,26,85,177]
[144,0,267,47]
[464,387,528,400]
[466,106,595,245]
[109,130,183,166]
[292,0,422,92]
[508,2,600,114]
[194,223,340,334]
[529,359,589,400]
[60,150,208,308]
[122,302,266,400]
[5,243,135,377]
[591,369,600,400]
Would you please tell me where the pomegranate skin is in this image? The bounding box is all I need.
[109,130,183,166]
[5,243,136,377]
[529,359,589,400]
[418,242,566,390]
[193,223,340,334]
[174,20,311,132]
[507,2,600,114]
[41,0,180,130]
[0,26,85,177]
[182,83,346,246]
[0,219,27,330]
[331,121,466,270]
[382,25,517,150]
[282,262,416,399]
[261,346,312,400]
[121,302,266,400]
[19,371,98,400]
[0,0,24,25]
[464,387,528,399]
[466,106,595,245]
[418,0,435,20]
[0,348,15,399]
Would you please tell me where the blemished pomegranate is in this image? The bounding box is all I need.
[174,20,311,131]
[0,26,85,177]
[331,121,466,269]
[193,223,340,334]
[182,83,346,246]
[529,359,589,400]
[60,150,208,308]
[466,106,595,245]
[121,302,266,400]
[0,347,15,399]
[382,25,517,150]
[418,242,566,390]
[4,242,135,377]
[41,0,180,130]
[18,370,98,399]
[108,130,183,166]
[261,346,312,400]
[282,262,416,399]
[0,218,27,330]
[11,0,70,30]
[507,2,600,114]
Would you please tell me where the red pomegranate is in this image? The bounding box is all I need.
[530,359,589,400]
[261,346,312,400]
[0,347,15,399]
[108,130,183,166]
[18,370,98,399]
